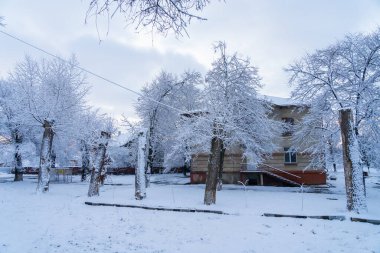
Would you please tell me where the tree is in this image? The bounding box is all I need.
[177,42,279,205]
[135,130,147,200]
[88,117,115,197]
[0,80,30,181]
[135,70,201,180]
[86,0,210,37]
[291,97,341,173]
[9,55,89,192]
[77,109,106,182]
[287,29,380,213]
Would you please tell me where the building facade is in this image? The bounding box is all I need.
[190,97,326,186]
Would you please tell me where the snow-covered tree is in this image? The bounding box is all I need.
[76,109,107,182]
[86,0,211,36]
[88,117,116,197]
[135,70,201,180]
[178,42,279,205]
[0,80,29,181]
[287,29,380,213]
[9,55,89,192]
[135,130,147,200]
[291,97,341,173]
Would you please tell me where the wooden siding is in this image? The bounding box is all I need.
[262,153,313,171]
[189,104,326,185]
[191,154,242,173]
[191,170,326,185]
[190,171,240,184]
[191,152,320,173]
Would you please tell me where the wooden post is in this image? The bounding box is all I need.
[339,109,367,213]
[135,131,147,200]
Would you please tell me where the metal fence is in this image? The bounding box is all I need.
[50,168,73,183]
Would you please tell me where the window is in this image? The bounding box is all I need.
[282,117,294,136]
[284,147,297,164]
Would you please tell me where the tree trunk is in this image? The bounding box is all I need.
[96,131,110,186]
[183,157,189,177]
[37,120,54,192]
[145,120,155,188]
[328,139,337,173]
[87,163,98,197]
[88,131,110,197]
[51,149,56,168]
[204,123,223,205]
[135,131,147,200]
[13,129,23,181]
[339,109,367,213]
[216,146,225,191]
[81,140,90,182]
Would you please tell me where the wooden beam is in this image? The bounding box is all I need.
[263,213,345,221]
[350,217,380,225]
[85,201,227,215]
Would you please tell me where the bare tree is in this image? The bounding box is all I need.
[181,42,279,205]
[287,29,380,213]
[77,109,106,182]
[9,55,89,192]
[291,98,341,173]
[85,0,210,37]
[88,118,115,197]
[0,80,29,181]
[88,131,111,196]
[136,71,201,179]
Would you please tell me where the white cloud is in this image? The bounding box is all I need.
[1,0,380,119]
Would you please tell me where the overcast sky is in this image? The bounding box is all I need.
[1,0,380,123]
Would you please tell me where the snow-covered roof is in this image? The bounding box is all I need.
[260,95,305,107]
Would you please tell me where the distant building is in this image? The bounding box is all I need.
[190,96,326,186]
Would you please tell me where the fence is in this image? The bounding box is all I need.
[50,168,73,183]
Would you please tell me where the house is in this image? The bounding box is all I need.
[190,96,327,186]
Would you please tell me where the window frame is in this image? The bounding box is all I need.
[284,147,297,164]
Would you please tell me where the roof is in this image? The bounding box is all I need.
[260,95,307,107]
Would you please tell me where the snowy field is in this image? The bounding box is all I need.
[1,172,380,253]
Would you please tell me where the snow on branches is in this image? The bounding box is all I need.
[287,28,380,212]
[86,0,210,37]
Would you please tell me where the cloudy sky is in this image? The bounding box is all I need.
[1,0,380,123]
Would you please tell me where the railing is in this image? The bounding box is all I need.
[259,164,301,179]
[241,162,302,186]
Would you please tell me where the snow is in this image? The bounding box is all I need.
[0,172,380,253]
[261,95,304,106]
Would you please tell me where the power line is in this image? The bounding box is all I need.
[0,29,271,136]
[0,29,187,115]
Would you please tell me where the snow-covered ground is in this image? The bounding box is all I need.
[0,172,379,253]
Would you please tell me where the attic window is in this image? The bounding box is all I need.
[284,147,297,164]
[282,117,294,136]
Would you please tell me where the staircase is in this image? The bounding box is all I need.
[242,164,302,186]
[256,167,301,186]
